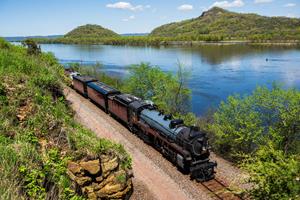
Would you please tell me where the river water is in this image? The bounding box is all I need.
[37,43,300,115]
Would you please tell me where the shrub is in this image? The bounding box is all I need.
[241,144,300,200]
[211,85,300,158]
[21,39,41,55]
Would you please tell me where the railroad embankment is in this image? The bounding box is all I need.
[0,38,133,199]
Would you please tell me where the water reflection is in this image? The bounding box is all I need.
[36,43,300,115]
[178,44,300,65]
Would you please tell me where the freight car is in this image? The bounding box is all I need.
[72,74,216,182]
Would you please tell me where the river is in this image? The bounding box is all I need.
[36,43,300,115]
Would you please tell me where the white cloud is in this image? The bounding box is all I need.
[254,0,273,4]
[177,4,194,11]
[122,15,135,21]
[106,2,144,11]
[284,3,296,7]
[107,2,132,9]
[210,0,244,8]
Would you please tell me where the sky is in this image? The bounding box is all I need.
[0,0,299,36]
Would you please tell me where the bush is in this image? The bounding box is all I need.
[21,39,41,55]
[241,144,300,200]
[211,85,300,158]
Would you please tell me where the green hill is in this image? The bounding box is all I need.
[150,7,300,40]
[65,24,119,38]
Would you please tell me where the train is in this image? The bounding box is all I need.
[71,74,217,182]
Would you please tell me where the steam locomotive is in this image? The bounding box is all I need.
[71,74,217,182]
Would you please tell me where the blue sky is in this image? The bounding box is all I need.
[0,0,299,36]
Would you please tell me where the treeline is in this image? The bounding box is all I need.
[33,34,300,46]
[69,61,300,200]
[28,7,300,46]
[150,7,300,43]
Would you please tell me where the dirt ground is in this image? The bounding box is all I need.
[65,87,247,200]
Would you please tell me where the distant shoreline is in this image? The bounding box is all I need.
[8,38,300,47]
[161,40,300,46]
[33,40,300,47]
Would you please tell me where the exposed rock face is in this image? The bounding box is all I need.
[67,154,133,200]
[80,160,101,175]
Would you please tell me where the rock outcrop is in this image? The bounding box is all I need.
[67,154,133,200]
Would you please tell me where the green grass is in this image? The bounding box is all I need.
[0,38,131,199]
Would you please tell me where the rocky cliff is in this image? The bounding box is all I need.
[67,154,133,199]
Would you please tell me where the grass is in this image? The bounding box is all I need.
[0,38,131,199]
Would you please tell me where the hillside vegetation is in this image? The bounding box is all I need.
[150,7,300,41]
[32,8,300,45]
[63,24,119,42]
[0,39,132,199]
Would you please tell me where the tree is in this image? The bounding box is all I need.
[173,61,191,114]
[241,144,300,200]
[211,85,300,158]
[122,62,191,114]
[21,39,41,55]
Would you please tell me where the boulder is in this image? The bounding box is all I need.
[68,161,82,174]
[92,173,116,191]
[75,176,92,186]
[96,176,103,182]
[96,183,125,197]
[107,180,133,199]
[101,155,119,178]
[80,159,100,175]
[66,154,132,199]
[66,169,76,181]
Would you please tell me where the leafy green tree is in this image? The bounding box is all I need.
[241,144,300,200]
[122,62,191,114]
[211,85,300,158]
[0,38,10,49]
[22,39,41,55]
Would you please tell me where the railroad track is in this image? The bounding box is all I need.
[201,178,243,200]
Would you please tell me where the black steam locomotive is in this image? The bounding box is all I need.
[71,74,216,182]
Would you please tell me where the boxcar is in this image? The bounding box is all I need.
[108,94,140,124]
[73,76,97,97]
[87,81,120,113]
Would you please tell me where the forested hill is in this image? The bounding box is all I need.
[32,8,300,45]
[150,7,300,40]
[65,24,119,38]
